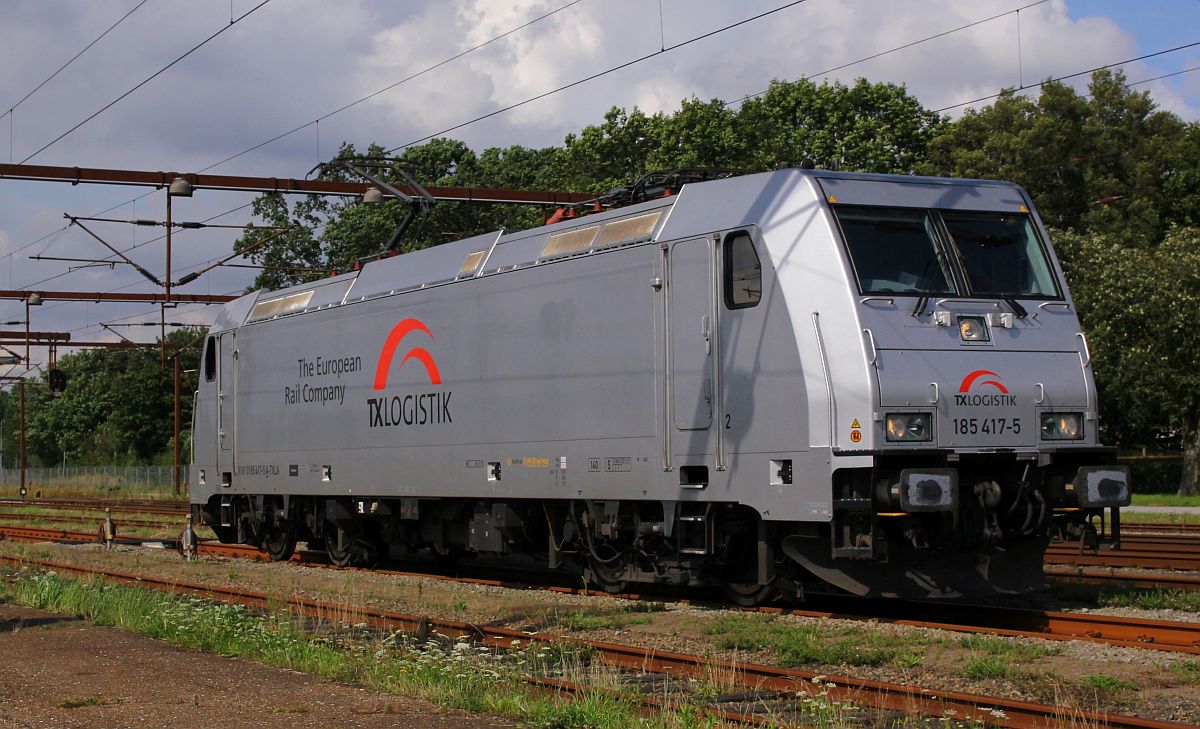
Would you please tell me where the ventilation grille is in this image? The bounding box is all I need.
[248,290,313,322]
[594,211,661,247]
[540,225,600,259]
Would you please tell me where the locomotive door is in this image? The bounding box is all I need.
[217,331,236,476]
[668,237,714,431]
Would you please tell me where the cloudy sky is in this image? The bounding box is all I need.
[0,0,1197,370]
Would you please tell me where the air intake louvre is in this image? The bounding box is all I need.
[458,250,486,277]
[594,211,661,246]
[248,290,314,322]
[540,225,600,259]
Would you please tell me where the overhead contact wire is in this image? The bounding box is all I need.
[0,0,153,123]
[935,40,1200,112]
[19,0,273,163]
[203,0,587,172]
[386,0,815,152]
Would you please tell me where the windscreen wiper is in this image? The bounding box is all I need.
[1004,298,1028,319]
[911,294,928,317]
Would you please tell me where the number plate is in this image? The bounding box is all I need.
[951,417,1022,437]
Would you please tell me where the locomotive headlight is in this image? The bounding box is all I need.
[885,412,932,442]
[1040,412,1084,440]
[958,316,989,342]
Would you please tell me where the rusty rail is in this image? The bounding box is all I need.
[0,553,1189,729]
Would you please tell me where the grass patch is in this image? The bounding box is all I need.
[1130,493,1200,508]
[1172,660,1200,684]
[962,654,1012,681]
[59,696,114,709]
[958,636,1059,681]
[0,479,177,501]
[1054,583,1200,613]
[0,569,757,728]
[957,635,1062,659]
[559,603,664,632]
[706,614,926,668]
[1082,675,1137,693]
[1117,510,1200,525]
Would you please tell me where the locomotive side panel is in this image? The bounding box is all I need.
[224,242,663,502]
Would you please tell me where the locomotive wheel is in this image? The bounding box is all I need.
[587,544,630,594]
[325,522,356,567]
[261,521,297,562]
[723,580,778,607]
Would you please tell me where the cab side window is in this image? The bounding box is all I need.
[203,337,217,382]
[724,231,761,309]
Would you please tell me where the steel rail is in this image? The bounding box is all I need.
[0,498,187,516]
[1045,548,1200,571]
[3,522,1200,658]
[1046,566,1200,591]
[0,553,1188,729]
[0,512,179,529]
[1122,522,1200,535]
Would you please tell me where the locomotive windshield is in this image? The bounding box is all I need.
[833,205,1060,298]
[941,211,1058,297]
[834,206,955,294]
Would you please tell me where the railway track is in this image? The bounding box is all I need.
[1047,535,1200,571]
[0,498,187,516]
[0,512,180,530]
[1123,521,1200,535]
[2,524,1198,657]
[0,553,1188,729]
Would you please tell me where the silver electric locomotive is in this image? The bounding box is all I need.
[190,168,1130,601]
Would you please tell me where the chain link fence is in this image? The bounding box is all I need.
[0,465,186,491]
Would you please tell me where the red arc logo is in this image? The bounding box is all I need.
[959,369,1008,394]
[374,318,442,389]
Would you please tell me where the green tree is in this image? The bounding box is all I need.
[735,77,945,173]
[1055,227,1200,495]
[23,328,205,466]
[238,78,947,291]
[238,141,555,291]
[922,70,1198,246]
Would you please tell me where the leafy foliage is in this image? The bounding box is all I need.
[16,328,204,467]
[921,70,1200,246]
[236,78,943,290]
[1055,227,1200,493]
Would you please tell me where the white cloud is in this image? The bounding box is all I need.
[0,0,1196,352]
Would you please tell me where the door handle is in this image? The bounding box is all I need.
[701,314,711,354]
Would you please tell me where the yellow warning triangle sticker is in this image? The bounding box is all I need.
[850,419,861,429]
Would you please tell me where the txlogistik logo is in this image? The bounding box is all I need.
[954,369,1017,407]
[367,318,453,428]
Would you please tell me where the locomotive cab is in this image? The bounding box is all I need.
[771,174,1130,597]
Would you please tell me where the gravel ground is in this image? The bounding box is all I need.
[3,540,1200,725]
[0,602,511,729]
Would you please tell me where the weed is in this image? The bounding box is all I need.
[0,570,696,729]
[962,654,1012,680]
[452,601,468,612]
[1082,675,1136,693]
[1171,660,1200,684]
[957,635,1061,659]
[706,614,925,668]
[59,696,112,709]
[1097,588,1200,613]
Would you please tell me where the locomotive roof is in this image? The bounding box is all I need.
[210,168,1027,333]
